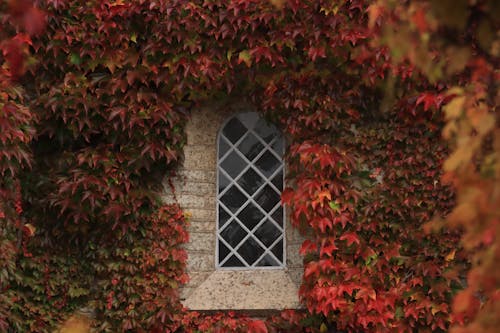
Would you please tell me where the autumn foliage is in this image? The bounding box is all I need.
[0,0,498,332]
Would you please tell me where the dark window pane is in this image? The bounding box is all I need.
[220,221,247,248]
[218,206,231,228]
[271,170,283,190]
[237,237,264,265]
[254,220,281,247]
[237,112,259,129]
[237,133,264,161]
[237,168,264,195]
[271,239,284,261]
[271,136,284,155]
[222,117,247,143]
[255,150,280,178]
[218,170,230,192]
[220,186,247,213]
[271,207,283,227]
[255,185,280,212]
[222,255,245,267]
[256,254,279,267]
[218,240,231,262]
[218,138,230,158]
[220,151,246,179]
[237,203,264,231]
[254,118,277,143]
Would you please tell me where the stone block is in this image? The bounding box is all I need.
[182,270,300,310]
[188,221,215,233]
[286,226,305,245]
[185,208,216,222]
[185,271,212,288]
[185,232,215,252]
[180,182,215,196]
[178,170,216,183]
[287,268,304,287]
[186,119,218,145]
[182,145,216,170]
[186,252,214,272]
[177,194,215,210]
[160,194,177,205]
[286,243,303,268]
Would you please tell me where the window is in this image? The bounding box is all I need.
[216,112,285,268]
[168,107,302,310]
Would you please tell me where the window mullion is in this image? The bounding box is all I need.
[250,234,285,268]
[217,235,250,267]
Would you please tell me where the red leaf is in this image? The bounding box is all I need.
[23,7,46,35]
[411,7,428,33]
[3,39,24,78]
[416,93,444,111]
[320,241,338,257]
[247,320,267,333]
[317,217,333,233]
[12,33,32,46]
[281,188,294,205]
[300,239,318,255]
[416,93,436,111]
[339,232,360,246]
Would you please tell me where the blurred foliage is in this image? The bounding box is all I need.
[369,1,499,332]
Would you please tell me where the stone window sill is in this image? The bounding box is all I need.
[182,269,300,310]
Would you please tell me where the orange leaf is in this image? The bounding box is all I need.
[452,290,473,313]
[445,249,456,261]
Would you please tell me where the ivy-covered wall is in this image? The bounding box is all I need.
[2,0,497,332]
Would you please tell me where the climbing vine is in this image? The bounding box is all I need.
[0,0,496,332]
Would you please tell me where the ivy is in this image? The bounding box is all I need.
[1,0,497,332]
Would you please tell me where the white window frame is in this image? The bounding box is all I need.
[215,112,286,270]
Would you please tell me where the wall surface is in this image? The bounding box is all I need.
[162,104,304,310]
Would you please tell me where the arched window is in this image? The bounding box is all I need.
[216,112,285,268]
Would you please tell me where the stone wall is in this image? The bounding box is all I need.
[162,104,304,310]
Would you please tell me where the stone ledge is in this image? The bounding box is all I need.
[182,270,300,310]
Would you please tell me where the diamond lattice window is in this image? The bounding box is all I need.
[217,112,285,268]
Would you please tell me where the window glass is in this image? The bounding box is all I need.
[217,112,285,268]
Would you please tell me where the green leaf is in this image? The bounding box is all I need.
[70,53,82,65]
[365,253,378,266]
[238,50,252,67]
[328,201,340,212]
[68,286,89,297]
[130,33,138,43]
[395,306,404,319]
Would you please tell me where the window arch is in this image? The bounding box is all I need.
[216,112,285,268]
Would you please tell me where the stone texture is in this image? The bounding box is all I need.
[184,232,214,252]
[189,221,216,233]
[181,271,213,300]
[286,244,303,268]
[185,208,216,221]
[178,182,214,196]
[287,268,304,287]
[286,224,304,244]
[177,170,216,183]
[182,145,216,170]
[179,287,194,302]
[161,105,305,310]
[176,194,215,210]
[186,252,214,272]
[183,270,300,310]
